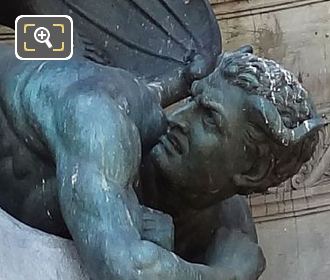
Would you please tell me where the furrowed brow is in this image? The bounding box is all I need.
[199,98,224,114]
[199,97,229,133]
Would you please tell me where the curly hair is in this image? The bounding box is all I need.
[217,51,323,193]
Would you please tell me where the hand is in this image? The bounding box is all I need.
[141,207,175,251]
[207,228,266,280]
[183,53,215,82]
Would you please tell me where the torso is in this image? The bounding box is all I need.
[0,44,167,236]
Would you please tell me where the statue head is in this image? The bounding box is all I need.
[151,50,327,209]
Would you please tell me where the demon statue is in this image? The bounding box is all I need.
[0,0,327,279]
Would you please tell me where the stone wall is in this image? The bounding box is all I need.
[209,1,330,279]
[0,25,14,42]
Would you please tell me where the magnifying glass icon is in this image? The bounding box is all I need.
[34,27,53,49]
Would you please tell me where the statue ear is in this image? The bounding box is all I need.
[233,155,275,194]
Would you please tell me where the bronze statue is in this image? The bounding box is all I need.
[0,1,327,279]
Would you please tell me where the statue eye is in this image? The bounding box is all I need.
[202,110,217,127]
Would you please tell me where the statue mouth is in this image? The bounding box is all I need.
[159,129,189,156]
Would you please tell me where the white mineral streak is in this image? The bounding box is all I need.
[147,81,164,102]
[36,62,47,73]
[260,99,269,125]
[46,210,52,219]
[41,178,46,195]
[171,252,180,262]
[101,174,110,192]
[71,164,79,187]
[304,120,311,131]
[126,208,134,227]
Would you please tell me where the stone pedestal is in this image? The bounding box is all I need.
[0,208,88,280]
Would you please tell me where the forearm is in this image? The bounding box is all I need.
[148,54,217,108]
[147,71,191,108]
[131,240,227,280]
[58,162,224,280]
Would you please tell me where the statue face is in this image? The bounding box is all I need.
[151,76,252,209]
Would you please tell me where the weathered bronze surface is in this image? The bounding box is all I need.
[0,1,327,279]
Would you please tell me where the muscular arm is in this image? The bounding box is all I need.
[52,91,227,280]
[206,196,266,280]
[150,45,253,108]
[148,54,216,108]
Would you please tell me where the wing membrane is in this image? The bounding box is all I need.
[1,0,221,83]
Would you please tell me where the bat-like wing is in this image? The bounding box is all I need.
[1,0,221,91]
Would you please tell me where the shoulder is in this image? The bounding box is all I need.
[54,88,140,159]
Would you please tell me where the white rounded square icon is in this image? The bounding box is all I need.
[15,15,73,60]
